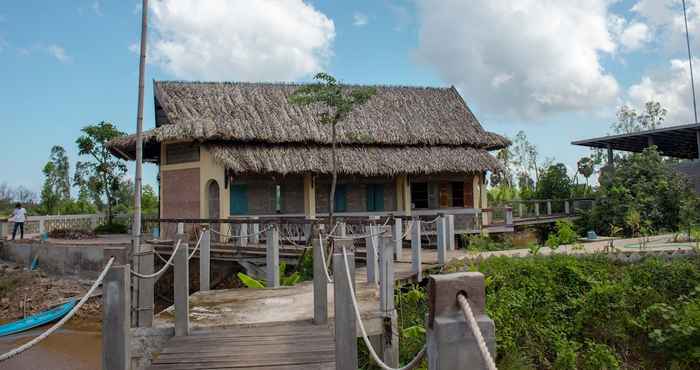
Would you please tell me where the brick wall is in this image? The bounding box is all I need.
[162,168,200,219]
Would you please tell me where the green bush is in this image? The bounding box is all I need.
[94,222,128,234]
[546,220,578,249]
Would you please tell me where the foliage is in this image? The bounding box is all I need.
[0,183,39,217]
[611,102,667,135]
[39,145,71,214]
[583,147,698,237]
[73,121,127,223]
[576,157,595,195]
[545,220,578,250]
[289,73,376,225]
[237,272,265,288]
[94,222,128,234]
[237,263,301,289]
[535,163,572,201]
[112,178,159,216]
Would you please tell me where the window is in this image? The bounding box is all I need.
[451,182,464,207]
[230,184,248,215]
[334,184,348,212]
[165,142,200,165]
[411,182,429,209]
[366,184,384,211]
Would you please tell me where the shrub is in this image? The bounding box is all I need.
[94,222,128,234]
[546,220,578,250]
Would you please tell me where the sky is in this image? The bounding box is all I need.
[1,0,700,197]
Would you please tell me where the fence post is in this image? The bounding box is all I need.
[518,203,524,218]
[547,200,552,216]
[437,214,447,265]
[411,218,422,281]
[135,234,155,328]
[266,225,280,288]
[426,272,496,370]
[339,222,347,237]
[200,226,211,292]
[250,217,260,245]
[379,235,399,367]
[102,247,130,370]
[393,217,403,260]
[505,207,514,226]
[312,226,327,325]
[366,222,379,285]
[174,224,189,336]
[239,223,248,247]
[564,201,570,215]
[534,203,540,217]
[447,214,455,251]
[333,248,357,370]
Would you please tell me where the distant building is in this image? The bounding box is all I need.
[108,81,509,230]
[572,123,700,192]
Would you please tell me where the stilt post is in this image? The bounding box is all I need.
[102,247,130,370]
[199,226,210,292]
[411,218,422,281]
[266,225,280,288]
[333,248,357,370]
[174,223,189,336]
[312,225,327,324]
[379,235,399,366]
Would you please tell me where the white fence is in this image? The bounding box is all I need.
[0,213,136,238]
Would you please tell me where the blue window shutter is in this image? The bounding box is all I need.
[335,184,347,212]
[374,185,384,211]
[230,185,248,215]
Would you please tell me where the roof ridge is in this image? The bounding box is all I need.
[154,80,453,90]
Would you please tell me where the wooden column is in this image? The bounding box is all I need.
[546,201,552,216]
[304,174,316,220]
[365,223,379,285]
[333,249,357,370]
[266,226,280,288]
[379,235,399,367]
[312,228,327,325]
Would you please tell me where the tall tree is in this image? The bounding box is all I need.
[511,131,541,185]
[577,157,595,195]
[40,145,71,213]
[288,73,376,226]
[611,101,667,134]
[74,121,127,224]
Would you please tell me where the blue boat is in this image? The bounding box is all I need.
[0,298,76,337]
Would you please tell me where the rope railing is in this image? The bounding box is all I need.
[318,235,333,283]
[131,240,182,279]
[341,247,427,370]
[457,293,498,370]
[0,257,116,362]
[326,217,393,240]
[210,224,274,239]
[188,231,206,260]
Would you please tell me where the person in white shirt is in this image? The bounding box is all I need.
[10,203,27,240]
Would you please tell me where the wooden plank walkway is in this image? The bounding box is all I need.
[148,323,335,370]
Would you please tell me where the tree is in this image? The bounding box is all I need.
[577,157,595,195]
[611,101,667,135]
[73,121,127,224]
[40,145,71,214]
[511,131,541,185]
[288,73,376,226]
[536,163,572,201]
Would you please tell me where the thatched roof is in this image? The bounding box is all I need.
[108,81,509,175]
[207,144,502,176]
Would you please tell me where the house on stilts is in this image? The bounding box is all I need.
[108,81,510,235]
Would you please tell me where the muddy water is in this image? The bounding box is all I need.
[0,328,101,370]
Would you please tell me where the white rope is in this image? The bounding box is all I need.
[401,221,414,239]
[131,240,182,279]
[188,231,206,260]
[342,247,427,370]
[421,216,441,225]
[457,294,498,370]
[326,217,392,239]
[0,257,115,362]
[281,234,308,249]
[318,235,333,283]
[210,224,274,239]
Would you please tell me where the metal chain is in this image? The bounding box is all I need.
[0,257,116,362]
[342,247,427,370]
[457,293,498,370]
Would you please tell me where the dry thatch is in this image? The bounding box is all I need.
[109,81,509,153]
[207,144,502,176]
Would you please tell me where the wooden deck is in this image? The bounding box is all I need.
[148,323,335,370]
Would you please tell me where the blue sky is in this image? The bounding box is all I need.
[1,0,699,196]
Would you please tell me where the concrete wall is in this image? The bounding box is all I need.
[0,241,126,279]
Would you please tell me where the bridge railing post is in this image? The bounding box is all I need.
[564,200,570,215]
[266,225,280,288]
[446,214,455,251]
[534,202,540,217]
[393,217,403,260]
[365,220,379,285]
[174,224,189,336]
[437,213,447,265]
[200,225,211,292]
[547,200,552,216]
[103,247,130,370]
[250,217,260,245]
[426,272,496,370]
[505,207,514,226]
[312,225,327,325]
[518,203,524,219]
[379,235,399,366]
[411,218,422,281]
[333,246,357,370]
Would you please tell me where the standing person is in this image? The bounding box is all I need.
[10,203,27,240]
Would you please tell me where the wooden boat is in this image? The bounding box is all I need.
[0,298,76,337]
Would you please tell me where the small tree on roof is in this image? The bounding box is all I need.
[288,73,376,228]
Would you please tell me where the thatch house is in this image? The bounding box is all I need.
[109,81,508,228]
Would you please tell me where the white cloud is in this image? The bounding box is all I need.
[92,1,103,16]
[353,12,369,27]
[149,0,335,81]
[415,0,620,119]
[620,22,652,51]
[47,44,71,63]
[628,58,698,124]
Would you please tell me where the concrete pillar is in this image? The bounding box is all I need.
[505,207,514,225]
[239,223,248,247]
[437,215,447,265]
[546,201,552,216]
[102,263,130,370]
[266,226,280,288]
[426,272,496,370]
[336,239,356,290]
[446,215,455,251]
[304,174,316,220]
[333,249,357,370]
[200,227,210,292]
[411,219,422,281]
[535,203,540,217]
[564,201,570,215]
[174,231,189,337]
[312,229,327,325]
[135,236,154,327]
[518,203,524,218]
[250,217,260,245]
[366,223,379,285]
[379,236,399,367]
[393,217,403,260]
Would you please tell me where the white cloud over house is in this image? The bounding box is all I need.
[149,0,335,82]
[47,44,71,63]
[353,12,369,27]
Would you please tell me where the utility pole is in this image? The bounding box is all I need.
[683,0,698,123]
[133,0,153,327]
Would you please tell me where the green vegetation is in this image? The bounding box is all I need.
[237,263,301,288]
[94,222,128,235]
[545,220,578,250]
[375,255,700,370]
